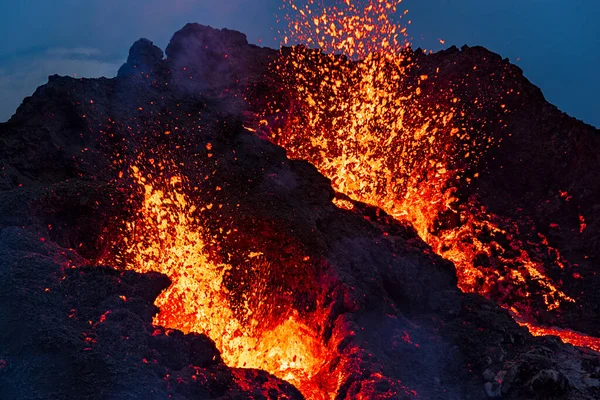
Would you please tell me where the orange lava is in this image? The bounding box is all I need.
[272,0,572,311]
[267,0,592,349]
[103,163,340,399]
[100,2,598,397]
[518,321,600,353]
[507,308,600,353]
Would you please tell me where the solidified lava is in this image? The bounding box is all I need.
[1,5,600,400]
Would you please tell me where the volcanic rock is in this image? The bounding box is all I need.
[117,38,165,79]
[0,227,302,399]
[0,23,599,400]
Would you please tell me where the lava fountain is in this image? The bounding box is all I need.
[101,158,344,399]
[257,0,596,348]
[101,0,598,397]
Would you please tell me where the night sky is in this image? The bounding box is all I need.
[0,0,598,127]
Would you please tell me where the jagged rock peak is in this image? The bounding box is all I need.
[117,38,164,78]
[165,23,249,61]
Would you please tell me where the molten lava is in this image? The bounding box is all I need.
[508,308,600,353]
[264,0,591,350]
[101,1,598,398]
[103,162,340,399]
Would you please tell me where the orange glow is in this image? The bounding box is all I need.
[518,322,600,353]
[266,0,591,350]
[273,0,572,313]
[99,2,597,397]
[508,308,600,353]
[103,162,340,399]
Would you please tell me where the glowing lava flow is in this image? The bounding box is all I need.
[516,322,600,353]
[99,4,598,396]
[507,308,600,353]
[105,164,338,399]
[263,0,591,349]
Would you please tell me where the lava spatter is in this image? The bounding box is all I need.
[99,1,597,397]
[267,0,584,345]
[101,157,347,399]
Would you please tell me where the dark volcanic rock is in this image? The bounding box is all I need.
[117,38,165,79]
[164,23,276,99]
[0,23,599,400]
[0,228,302,399]
[406,44,600,337]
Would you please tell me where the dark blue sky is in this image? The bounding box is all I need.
[0,0,598,127]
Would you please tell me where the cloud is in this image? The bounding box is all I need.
[0,49,120,122]
[45,47,103,57]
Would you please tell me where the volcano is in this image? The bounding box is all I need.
[1,15,600,400]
